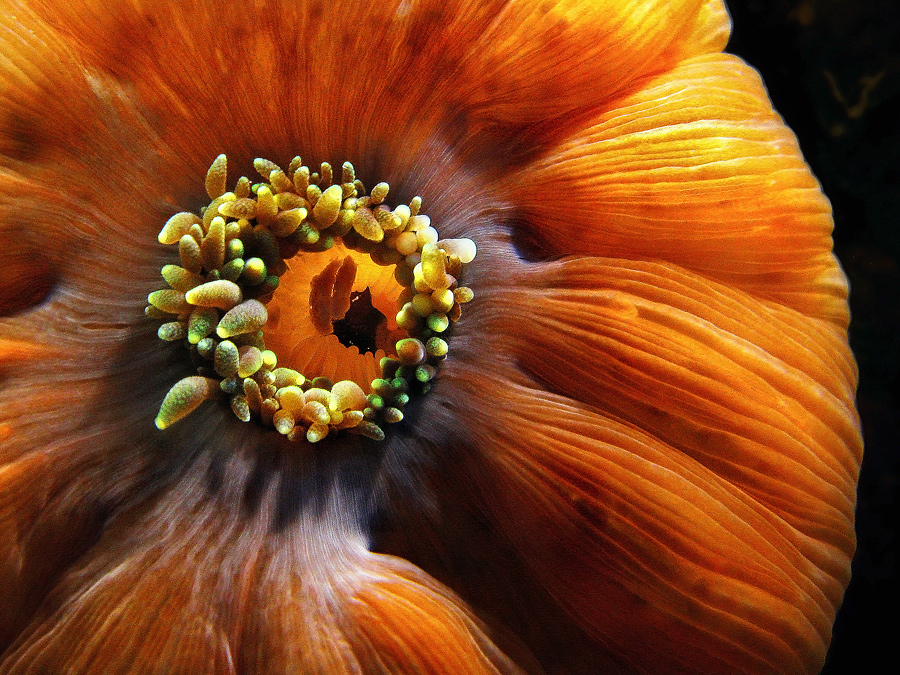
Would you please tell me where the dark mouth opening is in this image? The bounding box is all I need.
[332,288,386,356]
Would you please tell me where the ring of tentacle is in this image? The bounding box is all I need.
[147,155,476,444]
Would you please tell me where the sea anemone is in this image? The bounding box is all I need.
[0,1,861,673]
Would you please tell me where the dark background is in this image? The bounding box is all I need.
[724,1,900,672]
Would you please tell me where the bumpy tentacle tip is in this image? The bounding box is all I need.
[185,279,242,310]
[205,153,228,200]
[217,299,268,338]
[158,212,202,245]
[155,376,219,429]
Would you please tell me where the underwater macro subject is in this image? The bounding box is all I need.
[0,0,861,673]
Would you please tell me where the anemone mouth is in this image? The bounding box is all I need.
[146,155,476,444]
[264,242,407,387]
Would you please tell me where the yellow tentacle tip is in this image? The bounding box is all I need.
[155,376,219,429]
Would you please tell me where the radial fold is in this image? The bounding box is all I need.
[497,257,860,569]
[1,456,521,674]
[0,338,56,364]
[0,452,53,650]
[1,0,191,283]
[456,0,728,124]
[13,0,502,193]
[0,220,57,316]
[0,477,243,673]
[243,525,522,674]
[679,0,731,56]
[10,1,731,183]
[250,547,523,674]
[503,53,846,325]
[452,365,848,674]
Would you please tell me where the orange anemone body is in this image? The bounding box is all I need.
[0,1,860,674]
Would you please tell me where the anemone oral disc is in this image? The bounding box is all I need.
[147,155,477,443]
